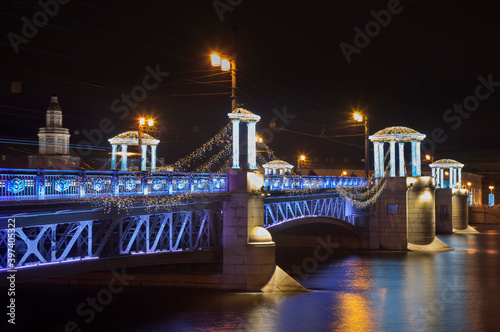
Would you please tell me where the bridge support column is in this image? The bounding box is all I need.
[223,170,305,292]
[369,177,451,250]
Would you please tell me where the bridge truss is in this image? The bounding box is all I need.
[264,196,352,227]
[0,208,223,271]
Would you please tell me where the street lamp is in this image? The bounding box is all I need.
[298,155,306,169]
[211,53,238,110]
[354,111,369,179]
[489,185,495,207]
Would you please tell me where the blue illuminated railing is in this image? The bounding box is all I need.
[264,175,367,191]
[0,169,228,202]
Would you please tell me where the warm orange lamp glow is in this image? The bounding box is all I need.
[221,59,231,71]
[211,53,221,67]
[139,118,145,126]
[148,119,154,126]
[353,112,363,122]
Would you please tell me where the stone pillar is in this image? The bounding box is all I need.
[247,121,257,170]
[151,145,157,172]
[407,177,436,245]
[457,168,462,188]
[435,188,453,234]
[141,144,147,171]
[389,141,396,177]
[121,144,128,171]
[398,143,405,177]
[452,189,468,230]
[448,167,455,188]
[379,142,385,176]
[431,168,436,186]
[440,169,444,188]
[223,171,276,291]
[411,141,421,177]
[368,177,408,250]
[373,142,380,177]
[111,144,117,170]
[231,119,240,169]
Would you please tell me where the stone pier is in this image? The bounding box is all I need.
[222,170,306,292]
[369,177,452,251]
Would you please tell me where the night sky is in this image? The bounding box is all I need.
[1,0,499,168]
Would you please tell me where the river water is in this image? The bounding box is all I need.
[6,225,500,332]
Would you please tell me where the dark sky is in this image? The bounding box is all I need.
[1,0,499,167]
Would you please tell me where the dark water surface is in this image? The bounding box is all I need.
[5,225,500,332]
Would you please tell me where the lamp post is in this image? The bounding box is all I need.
[298,155,306,170]
[211,53,238,111]
[489,185,495,207]
[354,111,369,179]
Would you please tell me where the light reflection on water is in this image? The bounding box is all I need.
[9,225,500,332]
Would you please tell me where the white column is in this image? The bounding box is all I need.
[449,168,455,188]
[121,144,128,171]
[458,168,462,188]
[231,119,240,169]
[398,143,405,177]
[411,141,421,177]
[151,145,157,172]
[438,168,442,188]
[379,143,384,176]
[111,144,117,170]
[454,168,458,188]
[247,121,257,170]
[432,168,436,187]
[141,144,147,171]
[373,142,380,177]
[389,141,396,177]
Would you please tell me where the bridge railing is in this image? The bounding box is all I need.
[0,168,228,202]
[264,175,367,191]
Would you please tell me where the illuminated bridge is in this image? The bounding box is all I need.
[0,168,366,289]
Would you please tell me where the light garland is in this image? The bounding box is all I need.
[85,192,194,214]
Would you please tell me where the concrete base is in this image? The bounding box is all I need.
[408,237,452,252]
[453,225,480,234]
[260,266,308,293]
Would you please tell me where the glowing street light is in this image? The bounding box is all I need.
[354,112,363,122]
[298,155,306,169]
[139,118,146,126]
[211,53,221,67]
[353,110,369,179]
[210,52,238,110]
[425,154,431,161]
[221,59,231,72]
[490,185,495,194]
[148,119,154,127]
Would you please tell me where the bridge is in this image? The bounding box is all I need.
[0,115,476,292]
[0,168,368,291]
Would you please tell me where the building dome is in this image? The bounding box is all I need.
[227,108,261,122]
[263,160,294,169]
[108,131,159,146]
[430,159,464,169]
[369,126,426,142]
